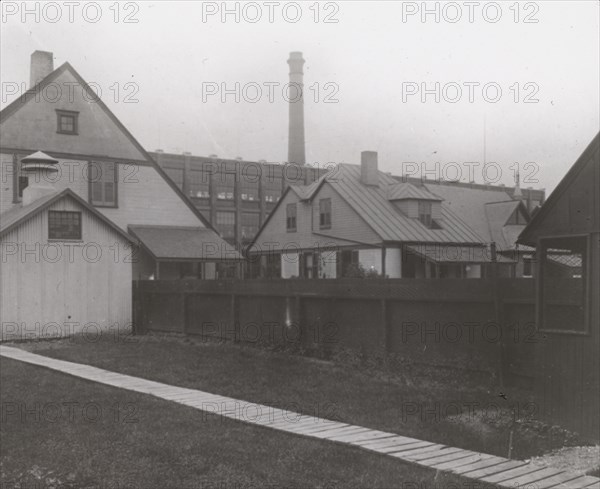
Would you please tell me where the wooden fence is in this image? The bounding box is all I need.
[133,278,538,386]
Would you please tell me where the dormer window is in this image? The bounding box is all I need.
[319,198,332,229]
[56,110,79,135]
[418,201,432,227]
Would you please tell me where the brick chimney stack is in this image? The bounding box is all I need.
[30,51,54,88]
[287,52,306,166]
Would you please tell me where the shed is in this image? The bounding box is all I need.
[518,132,599,440]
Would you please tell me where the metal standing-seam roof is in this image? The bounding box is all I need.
[128,225,243,261]
[319,164,485,244]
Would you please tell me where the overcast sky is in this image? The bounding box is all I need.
[1,1,598,193]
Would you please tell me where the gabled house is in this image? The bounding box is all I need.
[518,132,599,439]
[0,51,241,339]
[250,151,534,279]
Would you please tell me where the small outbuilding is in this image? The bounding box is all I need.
[518,132,599,440]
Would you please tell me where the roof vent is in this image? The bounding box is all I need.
[20,151,59,206]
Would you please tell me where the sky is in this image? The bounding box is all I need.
[1,1,599,194]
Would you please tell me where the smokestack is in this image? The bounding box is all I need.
[287,51,305,166]
[361,151,379,186]
[20,151,59,206]
[30,51,54,88]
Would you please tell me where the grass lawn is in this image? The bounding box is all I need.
[0,356,491,489]
[9,333,572,462]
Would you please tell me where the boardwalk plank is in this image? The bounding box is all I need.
[481,464,552,484]
[451,456,512,475]
[464,460,527,479]
[2,345,599,489]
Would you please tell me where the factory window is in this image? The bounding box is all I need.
[241,212,260,241]
[163,167,184,190]
[89,161,117,207]
[319,198,331,229]
[56,110,79,135]
[189,168,210,199]
[241,179,259,202]
[216,172,235,200]
[216,211,236,239]
[48,211,82,240]
[286,203,297,232]
[264,177,282,204]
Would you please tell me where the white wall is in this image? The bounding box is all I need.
[385,247,402,278]
[0,195,132,340]
[281,252,299,278]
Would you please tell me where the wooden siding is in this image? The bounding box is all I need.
[0,153,202,230]
[0,152,14,214]
[254,182,380,252]
[0,194,132,340]
[0,69,146,162]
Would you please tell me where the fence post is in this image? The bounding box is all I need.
[381,299,390,352]
[231,294,239,342]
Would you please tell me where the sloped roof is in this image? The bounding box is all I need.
[0,189,133,243]
[424,184,517,242]
[128,226,243,261]
[386,182,443,201]
[484,201,526,251]
[407,244,516,263]
[519,132,600,245]
[0,60,216,234]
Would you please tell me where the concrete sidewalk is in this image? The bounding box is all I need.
[1,344,598,489]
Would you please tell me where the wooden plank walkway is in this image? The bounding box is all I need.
[1,345,598,489]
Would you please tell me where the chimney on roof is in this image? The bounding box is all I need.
[287,52,306,166]
[361,151,379,186]
[513,169,523,200]
[20,151,59,206]
[30,51,54,88]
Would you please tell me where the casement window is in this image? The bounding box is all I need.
[523,257,533,277]
[319,198,332,229]
[48,211,82,240]
[56,110,79,135]
[539,236,588,334]
[216,211,235,239]
[89,162,118,207]
[286,203,297,232]
[418,201,433,228]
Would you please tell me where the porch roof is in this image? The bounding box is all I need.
[128,225,243,261]
[407,244,516,264]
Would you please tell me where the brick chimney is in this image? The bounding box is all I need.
[361,151,379,186]
[20,151,59,206]
[287,52,305,166]
[30,51,54,88]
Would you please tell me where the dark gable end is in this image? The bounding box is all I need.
[0,62,217,233]
[518,132,600,245]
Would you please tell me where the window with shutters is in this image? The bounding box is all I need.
[89,161,118,207]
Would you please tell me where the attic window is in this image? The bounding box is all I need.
[48,211,82,240]
[286,203,297,232]
[319,198,332,229]
[56,110,79,135]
